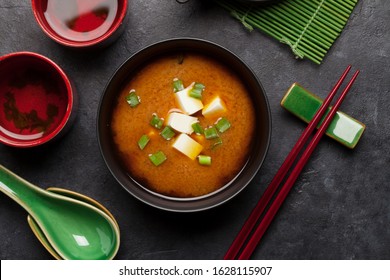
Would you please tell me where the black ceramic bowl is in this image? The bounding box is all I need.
[97,38,271,212]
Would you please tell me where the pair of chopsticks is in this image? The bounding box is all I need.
[225,65,360,260]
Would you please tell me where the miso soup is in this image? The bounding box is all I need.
[111,53,256,198]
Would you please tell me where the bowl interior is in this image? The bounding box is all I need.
[31,0,127,47]
[0,52,72,147]
[98,38,271,212]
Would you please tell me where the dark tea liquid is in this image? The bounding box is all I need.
[0,61,68,141]
[43,0,118,42]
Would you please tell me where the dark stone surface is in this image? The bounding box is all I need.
[0,0,389,260]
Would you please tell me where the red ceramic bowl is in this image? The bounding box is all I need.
[0,52,77,148]
[31,0,128,49]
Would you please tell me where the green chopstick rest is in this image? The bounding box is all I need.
[281,83,366,149]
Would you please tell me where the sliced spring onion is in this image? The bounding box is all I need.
[211,137,223,150]
[138,134,150,150]
[173,79,184,92]
[150,113,164,129]
[204,126,219,140]
[198,155,211,166]
[215,117,231,133]
[125,90,141,108]
[189,83,205,99]
[160,126,176,140]
[192,122,204,135]
[194,82,205,90]
[149,151,167,166]
[189,88,203,99]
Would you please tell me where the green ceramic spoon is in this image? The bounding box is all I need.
[0,165,120,260]
[27,187,120,260]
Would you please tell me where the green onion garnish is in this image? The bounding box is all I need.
[150,113,164,129]
[189,83,205,99]
[160,126,176,140]
[194,83,205,90]
[215,117,231,133]
[204,126,219,139]
[198,155,211,166]
[189,88,202,99]
[149,151,167,166]
[138,134,150,150]
[125,90,141,108]
[173,79,184,92]
[192,122,204,135]
[211,137,223,150]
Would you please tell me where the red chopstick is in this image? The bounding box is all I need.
[224,66,360,260]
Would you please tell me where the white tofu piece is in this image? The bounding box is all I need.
[174,84,204,115]
[172,134,203,160]
[202,96,227,118]
[166,112,198,134]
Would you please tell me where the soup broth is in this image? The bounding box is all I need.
[111,53,256,198]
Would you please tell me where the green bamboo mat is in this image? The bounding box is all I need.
[214,0,359,64]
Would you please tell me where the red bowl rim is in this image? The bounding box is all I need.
[31,0,128,48]
[0,51,74,148]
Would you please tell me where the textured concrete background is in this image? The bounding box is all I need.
[0,0,389,259]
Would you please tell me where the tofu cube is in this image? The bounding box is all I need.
[202,96,227,118]
[174,84,204,115]
[172,134,203,160]
[166,112,198,134]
